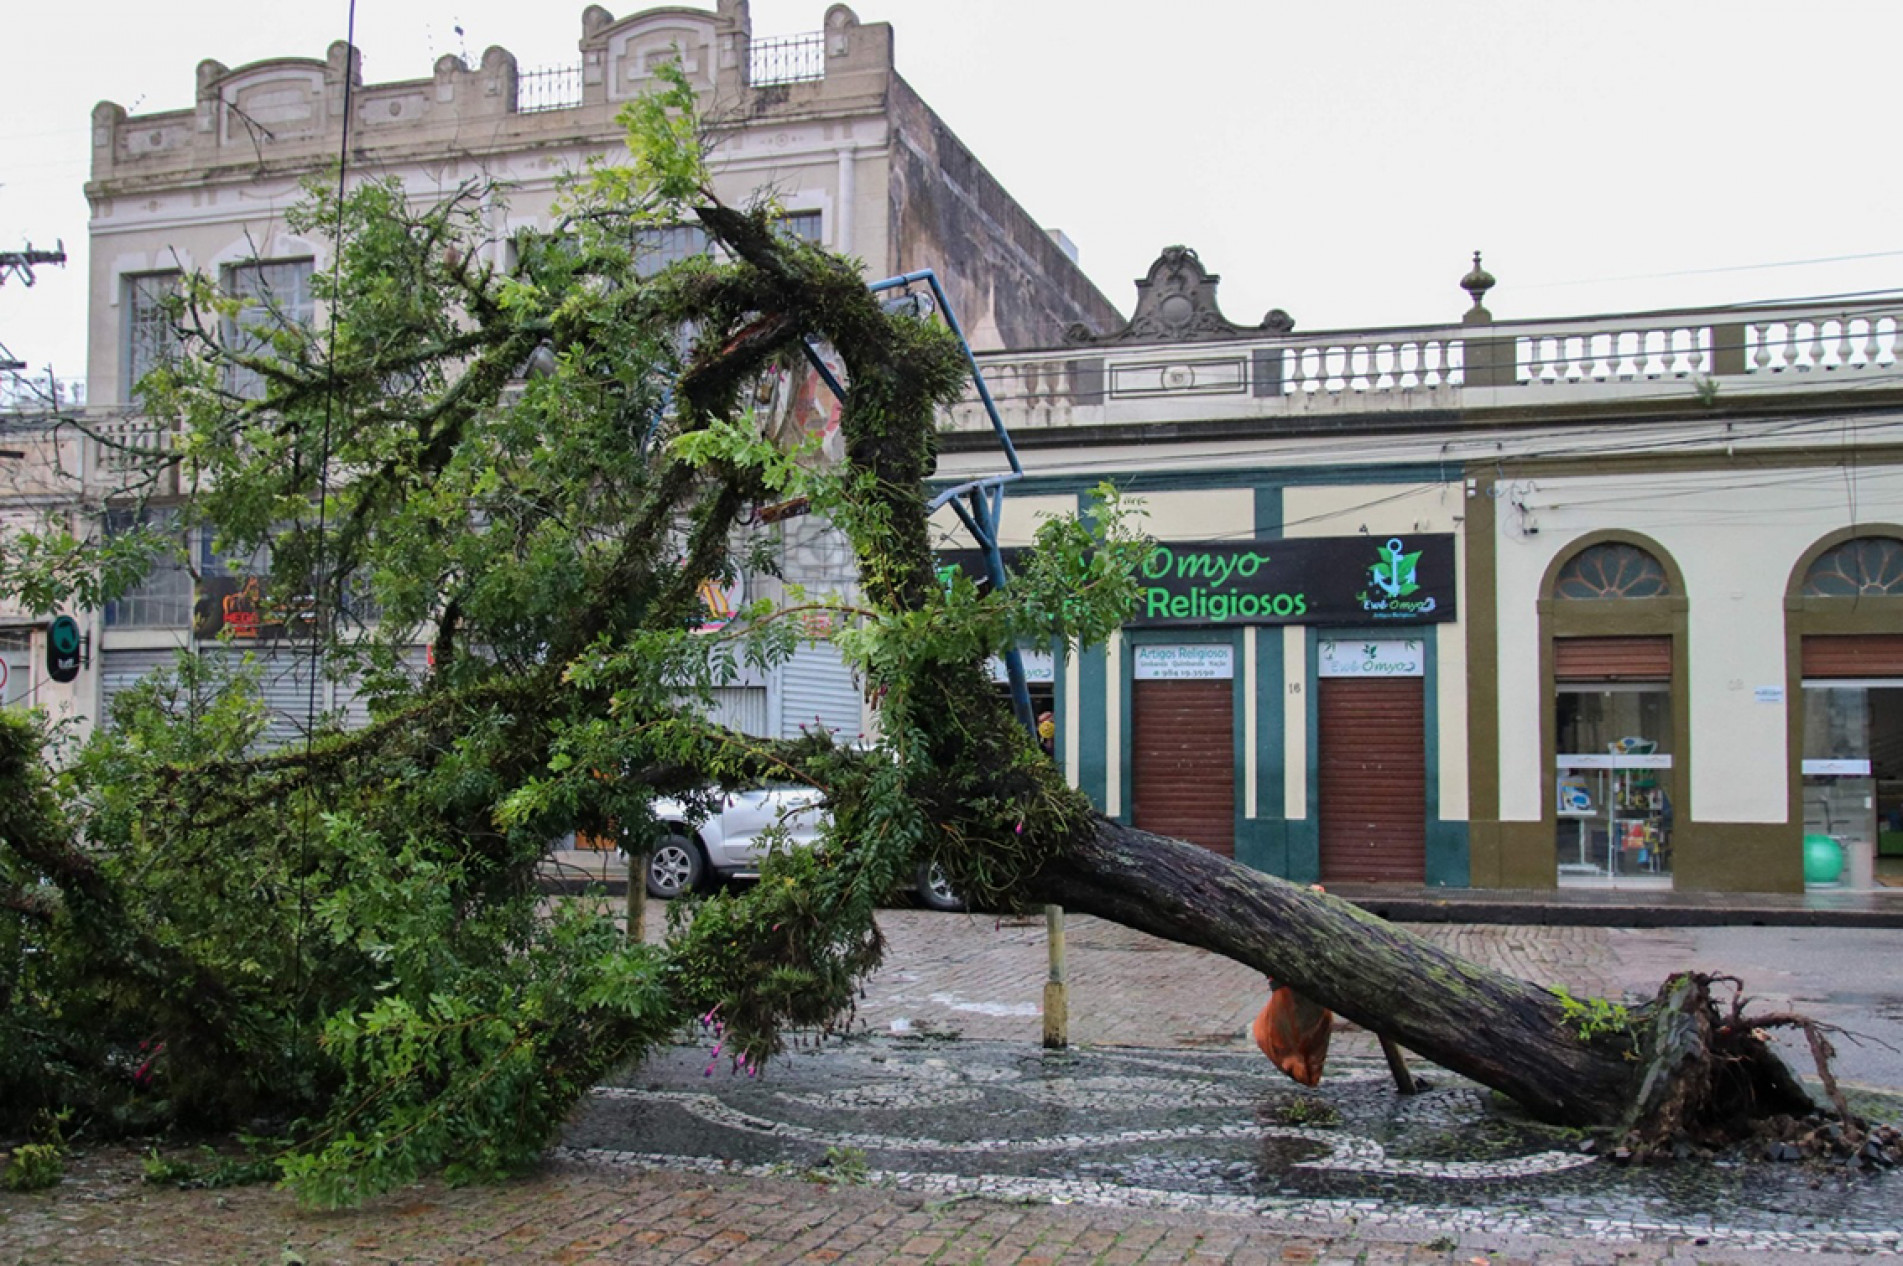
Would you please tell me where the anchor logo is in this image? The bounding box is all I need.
[1369,538,1422,599]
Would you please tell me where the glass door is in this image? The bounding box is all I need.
[1802,682,1903,887]
[1556,684,1675,884]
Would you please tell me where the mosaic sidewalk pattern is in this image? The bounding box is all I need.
[563,1038,1903,1257]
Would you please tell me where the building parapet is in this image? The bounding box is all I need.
[949,299,1903,440]
[87,2,890,194]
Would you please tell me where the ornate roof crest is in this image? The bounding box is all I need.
[1067,246,1292,344]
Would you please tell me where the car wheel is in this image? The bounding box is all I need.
[915,861,965,912]
[646,833,705,899]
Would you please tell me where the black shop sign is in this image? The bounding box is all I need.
[1135,535,1455,626]
[937,534,1456,627]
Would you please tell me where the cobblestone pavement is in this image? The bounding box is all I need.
[564,1038,1900,1260]
[6,907,1895,1263]
[854,909,1686,1057]
[10,1143,1865,1265]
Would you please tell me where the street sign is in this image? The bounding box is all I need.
[46,614,81,683]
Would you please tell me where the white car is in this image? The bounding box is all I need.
[639,783,963,910]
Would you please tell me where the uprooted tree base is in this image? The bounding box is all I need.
[1612,971,1902,1165]
[1023,818,1896,1159]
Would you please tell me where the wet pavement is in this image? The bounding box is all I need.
[559,900,1903,1258]
[563,1036,1903,1258]
[9,893,1903,1261]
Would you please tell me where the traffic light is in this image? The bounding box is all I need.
[46,614,81,684]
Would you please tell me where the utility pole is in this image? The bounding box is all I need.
[0,240,71,407]
[0,241,67,290]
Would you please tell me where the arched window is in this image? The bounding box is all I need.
[1554,542,1671,600]
[1801,536,1903,598]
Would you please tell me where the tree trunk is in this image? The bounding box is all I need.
[1029,817,1632,1124]
[1032,820,1831,1141]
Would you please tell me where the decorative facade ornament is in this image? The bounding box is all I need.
[1460,250,1496,325]
[1065,246,1293,344]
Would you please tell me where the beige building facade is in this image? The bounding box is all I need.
[940,250,1903,895]
[6,1,1118,743]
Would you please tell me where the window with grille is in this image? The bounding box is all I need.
[779,210,822,243]
[632,212,821,278]
[123,271,184,401]
[101,509,193,629]
[222,259,314,399]
[1802,536,1903,597]
[634,224,710,278]
[1554,542,1670,599]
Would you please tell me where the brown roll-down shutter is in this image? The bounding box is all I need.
[1318,677,1426,883]
[1802,634,1903,678]
[1553,636,1671,682]
[1131,678,1235,857]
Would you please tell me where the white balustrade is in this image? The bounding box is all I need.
[1745,314,1899,373]
[89,415,176,476]
[947,302,1903,432]
[1280,334,1463,394]
[1516,322,1712,384]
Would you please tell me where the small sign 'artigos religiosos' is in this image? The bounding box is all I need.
[1134,534,1456,627]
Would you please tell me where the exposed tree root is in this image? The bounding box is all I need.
[1614,972,1902,1167]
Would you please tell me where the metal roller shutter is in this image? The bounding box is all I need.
[202,645,359,749]
[1131,678,1235,857]
[99,647,186,728]
[1801,634,1903,678]
[1318,677,1426,883]
[780,642,863,742]
[1553,636,1671,681]
[337,646,431,731]
[703,685,769,736]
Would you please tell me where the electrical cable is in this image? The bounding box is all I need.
[1517,250,1903,290]
[930,410,1903,493]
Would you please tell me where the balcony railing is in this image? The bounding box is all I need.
[749,33,825,86]
[516,64,583,114]
[0,372,85,413]
[947,299,1903,436]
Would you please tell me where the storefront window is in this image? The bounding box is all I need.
[1802,684,1903,880]
[1555,685,1675,882]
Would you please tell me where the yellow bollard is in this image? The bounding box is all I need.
[1042,903,1068,1049]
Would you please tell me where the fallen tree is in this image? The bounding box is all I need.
[1,65,1886,1201]
[675,197,1868,1152]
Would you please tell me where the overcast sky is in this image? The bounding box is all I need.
[5,0,1901,386]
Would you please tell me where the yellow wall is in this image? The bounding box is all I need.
[1492,463,1903,824]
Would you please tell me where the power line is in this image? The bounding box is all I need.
[1518,250,1903,291]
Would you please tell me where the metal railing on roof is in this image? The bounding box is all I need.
[749,33,825,86]
[0,372,84,414]
[517,64,584,114]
